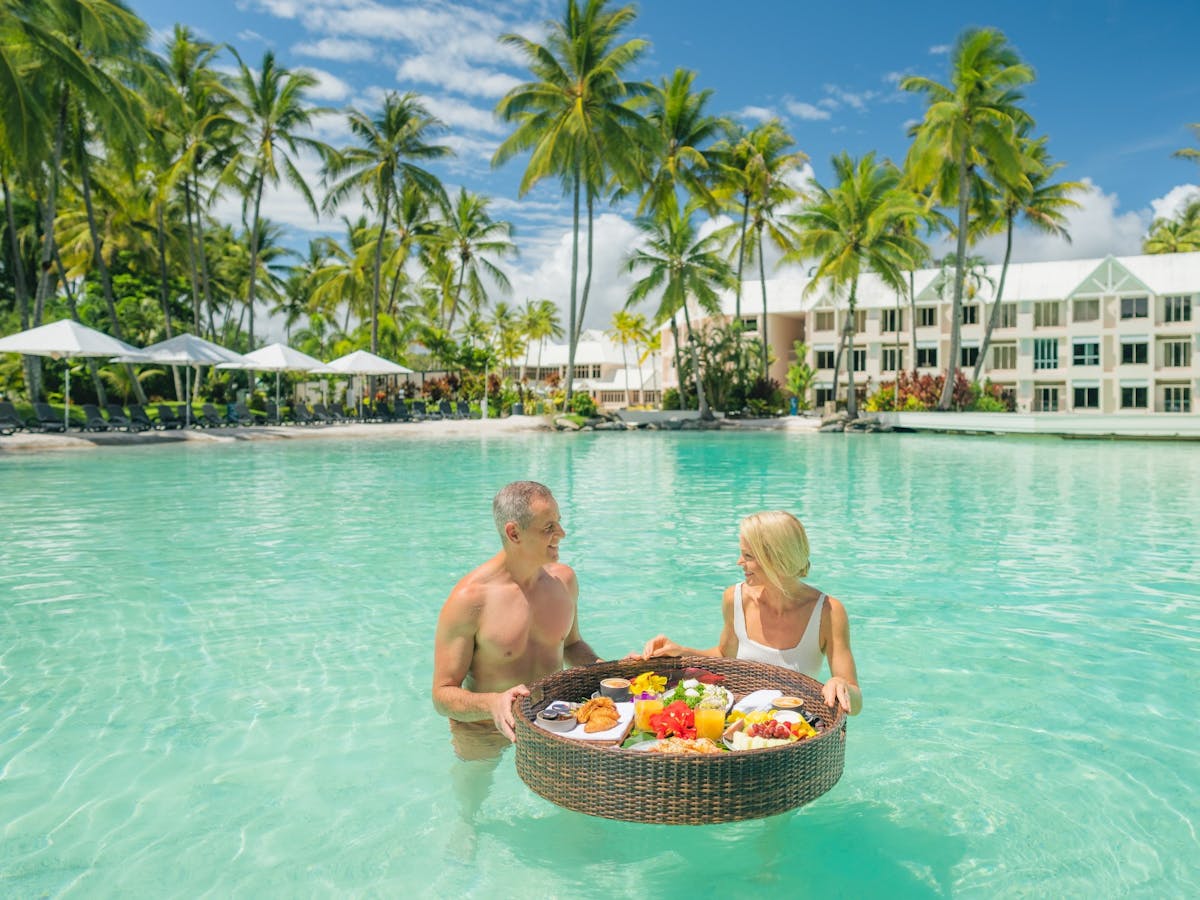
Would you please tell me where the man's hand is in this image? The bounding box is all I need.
[491,684,530,740]
[641,635,682,660]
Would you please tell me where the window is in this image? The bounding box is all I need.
[590,365,602,378]
[1164,295,1193,323]
[1121,386,1148,409]
[1073,386,1099,410]
[738,316,758,332]
[815,350,835,369]
[813,310,835,331]
[1162,385,1192,413]
[1162,340,1191,367]
[997,303,1017,328]
[1121,342,1148,365]
[992,344,1017,370]
[815,386,835,407]
[960,346,979,367]
[917,306,937,327]
[961,304,979,325]
[1072,341,1099,366]
[1121,296,1148,319]
[916,346,938,368]
[1073,299,1100,322]
[1033,386,1059,412]
[1033,338,1058,370]
[853,309,867,333]
[1034,301,1061,327]
[851,349,866,372]
[882,308,904,332]
[882,347,904,370]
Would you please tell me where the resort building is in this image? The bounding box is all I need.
[511,328,661,409]
[660,251,1200,415]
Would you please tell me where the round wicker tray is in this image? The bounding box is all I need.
[514,657,847,824]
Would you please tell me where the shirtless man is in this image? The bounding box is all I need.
[433,481,600,765]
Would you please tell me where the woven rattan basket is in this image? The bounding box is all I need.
[514,657,846,824]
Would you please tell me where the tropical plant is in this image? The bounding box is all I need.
[625,206,735,419]
[607,309,648,407]
[902,27,1034,409]
[436,188,515,330]
[635,68,724,217]
[786,341,815,410]
[788,152,925,418]
[1143,199,1200,254]
[494,0,651,401]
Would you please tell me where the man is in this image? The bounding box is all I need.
[433,481,600,764]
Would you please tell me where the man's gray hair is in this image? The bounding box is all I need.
[493,481,554,540]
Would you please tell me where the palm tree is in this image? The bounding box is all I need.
[635,68,724,217]
[1143,203,1200,254]
[1174,123,1200,167]
[493,0,650,402]
[712,119,805,374]
[520,298,564,386]
[973,132,1083,380]
[608,309,648,407]
[436,187,516,331]
[225,49,329,349]
[789,152,925,418]
[626,206,735,419]
[902,27,1034,409]
[324,91,450,353]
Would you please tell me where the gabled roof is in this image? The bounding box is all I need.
[1068,256,1152,298]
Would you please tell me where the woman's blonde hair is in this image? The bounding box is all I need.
[739,511,811,592]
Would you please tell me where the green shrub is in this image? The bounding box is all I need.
[571,392,597,417]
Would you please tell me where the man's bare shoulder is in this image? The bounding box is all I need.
[443,555,508,615]
[544,562,578,593]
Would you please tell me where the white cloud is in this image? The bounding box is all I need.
[299,66,353,101]
[1149,183,1200,221]
[292,37,375,61]
[883,71,905,85]
[737,105,776,123]
[396,56,520,99]
[929,44,951,55]
[237,29,267,44]
[785,100,831,122]
[823,84,876,112]
[422,94,505,136]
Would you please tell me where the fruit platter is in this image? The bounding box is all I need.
[514,657,847,824]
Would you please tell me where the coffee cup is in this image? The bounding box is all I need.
[599,677,631,702]
[772,695,804,711]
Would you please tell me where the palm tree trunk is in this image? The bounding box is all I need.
[830,307,847,413]
[78,144,147,405]
[757,227,769,378]
[247,174,265,349]
[908,267,917,374]
[371,186,391,354]
[53,246,107,406]
[893,290,901,408]
[939,161,972,410]
[575,192,595,346]
[182,180,203,333]
[621,341,631,408]
[669,318,686,409]
[154,203,185,401]
[564,165,580,404]
[29,87,71,400]
[974,211,1015,382]
[845,282,859,419]
[2,166,39,400]
[192,173,218,340]
[681,302,709,419]
[734,193,749,319]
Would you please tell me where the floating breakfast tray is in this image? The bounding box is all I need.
[514,657,847,824]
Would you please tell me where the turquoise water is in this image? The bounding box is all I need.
[1,432,1197,898]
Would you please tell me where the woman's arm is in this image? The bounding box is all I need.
[641,586,739,660]
[821,596,862,715]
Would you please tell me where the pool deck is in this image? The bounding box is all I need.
[877,411,1200,440]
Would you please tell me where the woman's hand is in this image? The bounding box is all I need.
[822,676,854,713]
[641,634,683,659]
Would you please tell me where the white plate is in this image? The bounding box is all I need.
[730,689,782,715]
[532,701,634,741]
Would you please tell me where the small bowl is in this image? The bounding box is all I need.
[771,696,805,711]
[536,709,578,733]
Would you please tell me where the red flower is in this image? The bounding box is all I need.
[649,700,696,739]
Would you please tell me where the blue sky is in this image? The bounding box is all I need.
[129,0,1200,332]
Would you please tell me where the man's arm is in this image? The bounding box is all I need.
[555,564,601,666]
[432,586,528,739]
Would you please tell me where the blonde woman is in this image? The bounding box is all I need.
[641,511,862,715]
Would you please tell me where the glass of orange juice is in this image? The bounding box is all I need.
[634,694,663,732]
[694,696,726,742]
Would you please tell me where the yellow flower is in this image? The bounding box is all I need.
[629,671,667,696]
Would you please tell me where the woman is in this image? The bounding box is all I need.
[641,510,862,715]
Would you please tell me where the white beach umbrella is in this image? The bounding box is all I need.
[113,333,249,427]
[217,342,326,423]
[323,349,413,416]
[0,319,143,429]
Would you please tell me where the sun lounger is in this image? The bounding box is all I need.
[155,404,185,430]
[438,399,455,419]
[128,404,155,431]
[329,401,353,423]
[231,400,257,426]
[410,400,429,421]
[455,400,472,419]
[199,403,226,428]
[393,400,412,422]
[290,401,317,425]
[80,403,110,431]
[32,402,68,432]
[265,401,284,424]
[0,400,27,435]
[104,403,142,432]
[365,402,390,422]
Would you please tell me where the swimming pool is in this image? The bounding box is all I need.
[1,432,1197,897]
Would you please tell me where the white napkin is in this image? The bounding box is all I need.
[731,689,782,715]
[532,701,635,741]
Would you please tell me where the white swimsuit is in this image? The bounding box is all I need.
[733,582,825,679]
